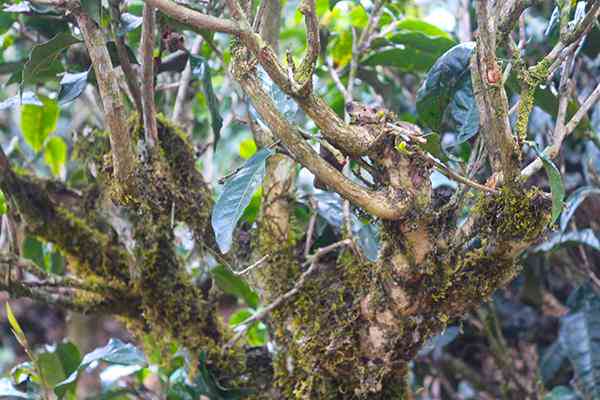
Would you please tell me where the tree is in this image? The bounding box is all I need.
[0,0,599,398]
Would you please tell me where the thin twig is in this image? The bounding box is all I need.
[304,199,317,258]
[235,254,271,275]
[428,155,498,194]
[141,4,159,147]
[225,239,351,349]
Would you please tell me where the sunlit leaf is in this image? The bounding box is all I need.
[239,139,257,160]
[20,95,60,153]
[43,136,68,177]
[211,148,273,254]
[349,5,368,29]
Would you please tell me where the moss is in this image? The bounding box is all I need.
[474,185,550,242]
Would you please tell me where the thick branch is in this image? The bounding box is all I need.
[72,7,135,187]
[473,0,519,179]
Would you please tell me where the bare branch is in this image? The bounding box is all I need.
[472,0,519,179]
[143,0,241,33]
[141,4,159,146]
[72,9,135,187]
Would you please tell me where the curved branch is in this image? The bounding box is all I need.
[234,64,408,220]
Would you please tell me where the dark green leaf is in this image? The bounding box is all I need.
[560,187,600,232]
[189,55,222,147]
[211,148,273,254]
[22,32,81,87]
[55,339,146,394]
[20,95,60,153]
[58,69,90,105]
[416,42,475,132]
[22,236,45,270]
[364,18,455,73]
[534,148,565,224]
[559,287,600,399]
[0,60,24,75]
[448,77,479,145]
[532,229,600,253]
[209,265,259,309]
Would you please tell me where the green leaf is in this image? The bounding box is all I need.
[416,42,475,132]
[44,136,68,177]
[239,139,257,160]
[532,229,600,253]
[559,286,600,399]
[228,309,268,347]
[0,190,7,215]
[331,30,353,68]
[20,95,60,153]
[560,187,600,232]
[534,148,565,224]
[211,148,273,254]
[0,378,30,399]
[448,77,479,145]
[55,339,146,395]
[22,236,45,270]
[209,265,259,309]
[240,187,261,225]
[349,5,368,28]
[190,55,223,148]
[364,18,456,73]
[22,32,81,87]
[5,302,25,343]
[57,70,90,105]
